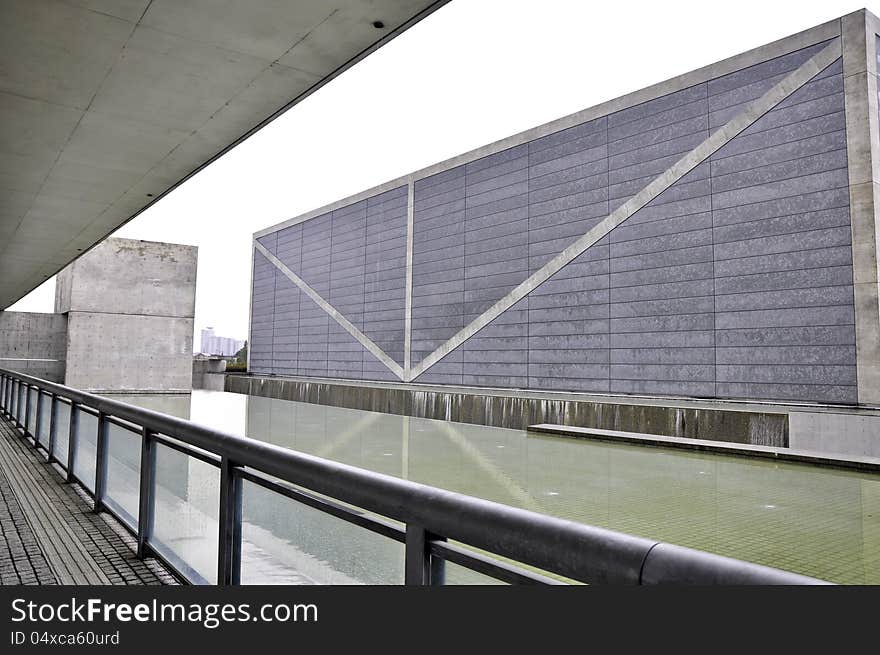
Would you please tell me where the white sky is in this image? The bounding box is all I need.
[7,0,872,344]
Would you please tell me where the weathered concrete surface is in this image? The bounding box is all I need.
[227,375,789,447]
[842,10,880,404]
[55,238,197,317]
[0,0,449,310]
[192,357,226,391]
[0,311,66,382]
[64,313,193,392]
[58,238,197,392]
[789,410,880,458]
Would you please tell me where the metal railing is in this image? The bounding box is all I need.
[0,367,828,585]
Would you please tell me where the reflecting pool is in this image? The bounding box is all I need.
[107,390,880,584]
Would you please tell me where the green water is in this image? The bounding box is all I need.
[117,390,880,584]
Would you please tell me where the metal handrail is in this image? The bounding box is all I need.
[0,367,829,585]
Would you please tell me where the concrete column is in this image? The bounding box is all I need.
[842,9,880,405]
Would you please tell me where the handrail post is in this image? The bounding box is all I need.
[0,375,6,416]
[405,525,446,585]
[217,457,242,585]
[66,402,79,482]
[93,411,108,513]
[136,428,156,559]
[47,394,57,463]
[34,390,43,449]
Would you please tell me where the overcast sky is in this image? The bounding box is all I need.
[8,0,872,344]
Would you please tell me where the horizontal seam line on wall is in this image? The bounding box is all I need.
[524,128,608,158]
[710,123,847,165]
[711,176,850,208]
[527,167,608,190]
[711,155,849,192]
[712,211,851,237]
[710,244,852,267]
[706,79,841,118]
[711,148,848,184]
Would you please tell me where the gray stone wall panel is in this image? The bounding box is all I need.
[251,42,859,404]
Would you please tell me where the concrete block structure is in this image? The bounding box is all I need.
[56,238,197,392]
[0,311,67,381]
[250,10,880,406]
[192,356,227,391]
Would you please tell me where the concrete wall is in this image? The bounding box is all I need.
[55,237,197,317]
[250,12,880,406]
[58,237,197,392]
[789,409,880,458]
[227,374,789,447]
[0,311,67,382]
[192,357,226,391]
[64,313,194,391]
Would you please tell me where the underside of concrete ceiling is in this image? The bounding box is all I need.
[0,0,447,309]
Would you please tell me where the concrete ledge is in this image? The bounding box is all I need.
[228,374,789,446]
[527,424,880,474]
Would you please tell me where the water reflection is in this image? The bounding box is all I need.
[109,391,880,585]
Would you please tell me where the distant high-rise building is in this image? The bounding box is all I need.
[200,327,245,357]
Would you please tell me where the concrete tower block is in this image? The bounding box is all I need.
[56,237,198,392]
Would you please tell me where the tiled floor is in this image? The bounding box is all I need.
[0,415,176,586]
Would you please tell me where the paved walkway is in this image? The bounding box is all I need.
[0,415,176,585]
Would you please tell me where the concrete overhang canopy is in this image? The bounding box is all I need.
[0,0,447,309]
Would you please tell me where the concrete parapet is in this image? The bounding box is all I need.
[226,374,789,447]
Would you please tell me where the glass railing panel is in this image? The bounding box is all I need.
[16,383,24,422]
[13,382,21,421]
[149,441,219,584]
[73,409,98,492]
[37,393,51,444]
[103,422,142,529]
[26,388,38,435]
[239,479,404,585]
[52,401,71,467]
[17,384,25,422]
[440,559,507,585]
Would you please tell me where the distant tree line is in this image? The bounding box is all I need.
[227,341,248,372]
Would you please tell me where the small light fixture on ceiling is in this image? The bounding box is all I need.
[372,20,385,29]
